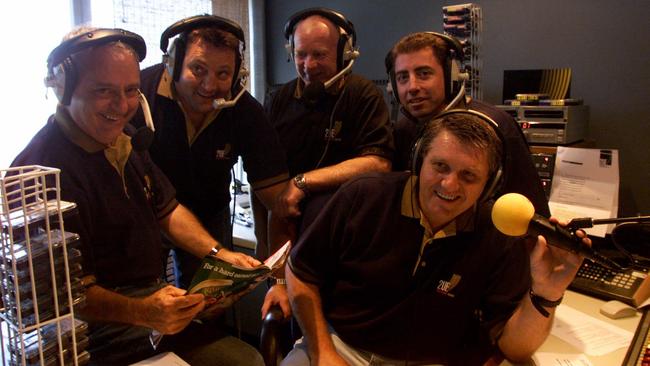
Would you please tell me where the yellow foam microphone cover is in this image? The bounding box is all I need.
[491,193,535,236]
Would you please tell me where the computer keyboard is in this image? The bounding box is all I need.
[569,261,648,306]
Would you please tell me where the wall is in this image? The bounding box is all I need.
[265,0,650,216]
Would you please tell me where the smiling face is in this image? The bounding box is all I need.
[67,44,140,145]
[292,16,339,86]
[394,47,446,122]
[174,38,236,121]
[417,129,490,231]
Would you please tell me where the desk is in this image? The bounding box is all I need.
[232,220,256,251]
[502,290,643,365]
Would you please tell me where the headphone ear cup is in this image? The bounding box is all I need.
[60,58,77,106]
[410,137,424,176]
[335,34,349,71]
[449,57,462,99]
[388,70,400,105]
[232,64,248,95]
[167,37,186,82]
[341,34,357,62]
[480,166,503,203]
[45,63,67,103]
[285,36,294,61]
[442,55,453,102]
[164,38,176,79]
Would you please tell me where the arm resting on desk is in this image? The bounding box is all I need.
[499,224,586,361]
[498,292,555,361]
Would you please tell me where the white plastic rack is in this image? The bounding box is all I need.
[0,166,88,366]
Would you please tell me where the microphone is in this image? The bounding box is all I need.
[213,69,249,110]
[132,91,156,151]
[131,128,154,152]
[491,193,622,270]
[213,85,246,110]
[302,56,358,106]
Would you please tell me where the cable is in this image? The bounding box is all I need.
[229,165,242,339]
[315,87,347,169]
[229,166,237,251]
[441,80,466,113]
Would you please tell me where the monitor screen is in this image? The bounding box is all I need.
[502,68,572,103]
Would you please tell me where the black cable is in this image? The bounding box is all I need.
[229,166,236,251]
[230,166,241,339]
[315,88,347,169]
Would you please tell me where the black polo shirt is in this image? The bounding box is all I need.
[265,74,394,176]
[392,99,550,217]
[11,108,177,288]
[134,64,289,221]
[289,171,530,364]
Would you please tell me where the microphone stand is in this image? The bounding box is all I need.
[567,215,650,271]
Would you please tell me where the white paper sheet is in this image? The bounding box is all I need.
[551,304,632,356]
[130,352,190,366]
[533,352,593,366]
[549,147,619,237]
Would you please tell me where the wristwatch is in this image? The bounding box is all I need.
[293,174,309,195]
[270,277,287,286]
[209,246,220,257]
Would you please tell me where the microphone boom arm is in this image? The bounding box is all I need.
[569,215,650,230]
[324,58,356,89]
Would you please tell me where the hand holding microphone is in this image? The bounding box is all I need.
[491,193,621,271]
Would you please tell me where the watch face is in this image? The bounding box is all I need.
[294,174,307,190]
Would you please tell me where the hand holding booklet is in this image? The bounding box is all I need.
[150,240,291,348]
[188,240,291,308]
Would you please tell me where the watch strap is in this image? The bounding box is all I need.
[271,277,287,286]
[529,289,563,317]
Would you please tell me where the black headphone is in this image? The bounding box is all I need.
[284,7,358,72]
[385,31,466,105]
[160,14,246,93]
[46,28,146,106]
[410,109,505,203]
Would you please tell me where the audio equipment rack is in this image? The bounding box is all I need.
[443,3,482,99]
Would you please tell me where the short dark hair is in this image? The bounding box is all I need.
[186,27,241,56]
[387,32,448,72]
[418,112,502,177]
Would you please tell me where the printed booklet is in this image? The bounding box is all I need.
[187,240,291,308]
[150,241,291,349]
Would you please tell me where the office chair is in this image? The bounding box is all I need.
[259,305,295,366]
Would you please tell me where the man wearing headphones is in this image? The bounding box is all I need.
[132,15,290,290]
[261,7,394,317]
[284,111,588,365]
[385,32,550,216]
[11,27,264,365]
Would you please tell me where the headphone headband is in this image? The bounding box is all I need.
[48,28,146,68]
[283,7,356,44]
[46,28,146,106]
[384,31,463,75]
[160,14,245,53]
[160,14,246,89]
[434,109,493,125]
